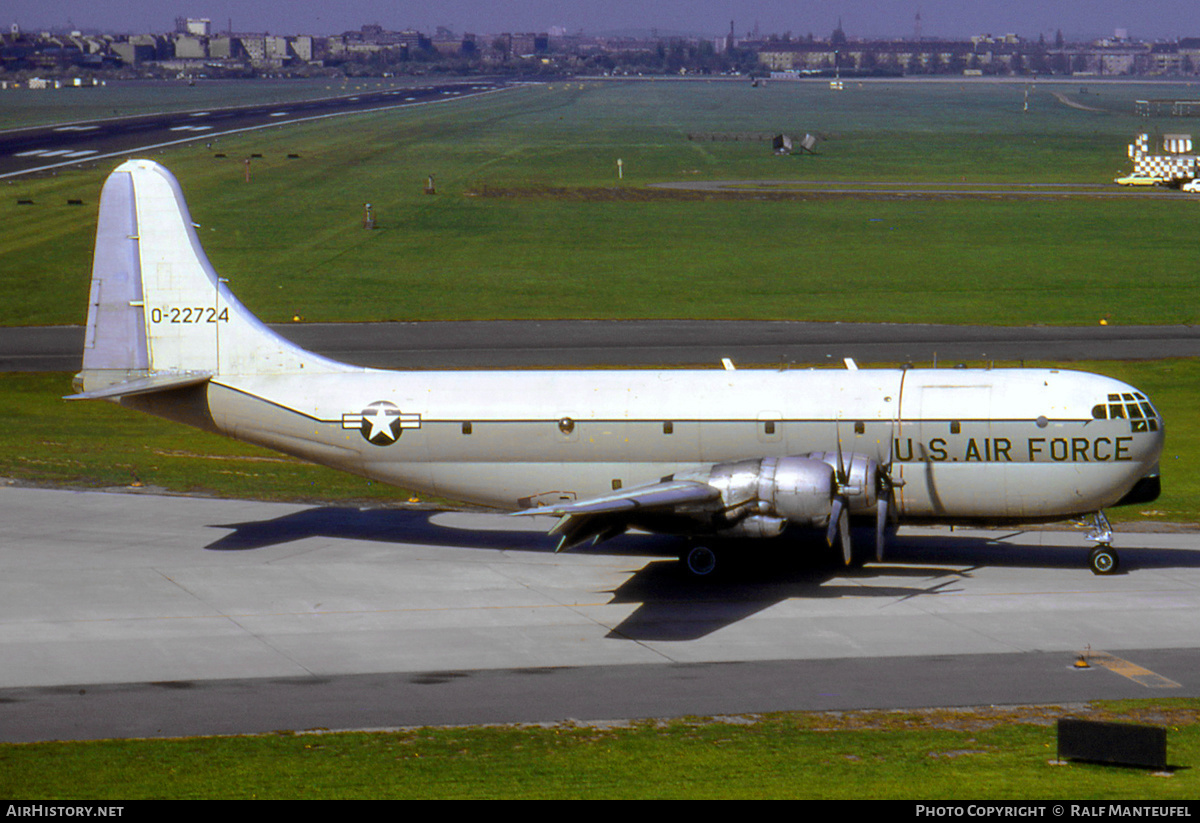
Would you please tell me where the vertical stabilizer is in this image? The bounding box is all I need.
[74,160,352,397]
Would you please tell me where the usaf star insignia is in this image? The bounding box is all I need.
[342,401,421,445]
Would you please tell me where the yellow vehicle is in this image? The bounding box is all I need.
[1114,174,1164,186]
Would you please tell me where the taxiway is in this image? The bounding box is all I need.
[1,486,1198,742]
[3,321,1199,372]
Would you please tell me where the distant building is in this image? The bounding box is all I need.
[177,18,211,37]
[174,35,207,59]
[208,36,244,60]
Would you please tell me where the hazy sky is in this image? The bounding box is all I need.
[12,0,1200,42]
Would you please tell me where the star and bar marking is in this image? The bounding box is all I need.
[342,401,421,445]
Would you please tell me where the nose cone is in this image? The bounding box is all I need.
[1108,379,1164,505]
[1116,470,1161,506]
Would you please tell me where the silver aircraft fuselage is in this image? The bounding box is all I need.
[151,364,1161,523]
[73,160,1165,572]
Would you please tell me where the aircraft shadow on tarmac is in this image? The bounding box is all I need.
[203,505,1200,640]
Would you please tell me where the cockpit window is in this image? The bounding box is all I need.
[1095,394,1159,427]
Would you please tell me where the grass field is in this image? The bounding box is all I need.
[3,78,1200,800]
[4,79,1200,326]
[2,78,1198,510]
[3,701,1198,799]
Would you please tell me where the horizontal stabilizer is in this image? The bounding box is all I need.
[64,371,213,401]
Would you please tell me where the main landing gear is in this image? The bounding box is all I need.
[682,543,719,577]
[1086,511,1119,575]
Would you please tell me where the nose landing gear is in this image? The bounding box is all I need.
[1086,511,1119,575]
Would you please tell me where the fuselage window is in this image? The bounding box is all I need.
[663,421,674,435]
[950,421,961,434]
[854,421,865,434]
[764,421,776,435]
[462,422,473,435]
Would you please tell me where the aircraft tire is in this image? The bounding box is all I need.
[1089,546,1120,575]
[682,544,719,578]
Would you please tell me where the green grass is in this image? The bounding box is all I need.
[0,373,405,504]
[4,81,1198,512]
[3,80,1199,798]
[3,702,1198,799]
[4,80,1200,326]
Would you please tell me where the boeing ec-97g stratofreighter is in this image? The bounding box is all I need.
[69,160,1164,576]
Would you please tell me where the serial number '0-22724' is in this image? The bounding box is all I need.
[149,306,230,324]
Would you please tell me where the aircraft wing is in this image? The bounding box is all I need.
[513,478,721,552]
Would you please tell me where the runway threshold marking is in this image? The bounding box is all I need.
[1086,651,1181,688]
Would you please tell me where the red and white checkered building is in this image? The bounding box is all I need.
[1128,132,1197,182]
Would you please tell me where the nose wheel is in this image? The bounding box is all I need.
[1086,511,1119,575]
[1088,545,1119,575]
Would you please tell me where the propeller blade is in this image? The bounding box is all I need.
[826,496,845,547]
[875,496,888,562]
[839,505,851,565]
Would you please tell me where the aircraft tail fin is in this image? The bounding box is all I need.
[71,159,351,399]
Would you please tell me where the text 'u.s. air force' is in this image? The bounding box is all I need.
[894,436,1135,463]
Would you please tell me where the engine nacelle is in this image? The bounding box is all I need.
[806,451,879,514]
[698,453,880,536]
[718,514,788,538]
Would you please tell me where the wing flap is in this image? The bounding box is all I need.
[514,478,721,552]
[514,478,719,518]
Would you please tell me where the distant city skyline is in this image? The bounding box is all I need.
[11,0,1200,42]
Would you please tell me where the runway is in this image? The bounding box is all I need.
[0,80,508,179]
[2,486,1198,742]
[4,320,1200,372]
